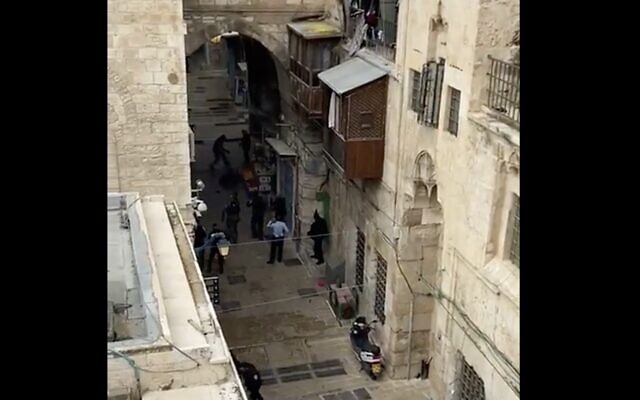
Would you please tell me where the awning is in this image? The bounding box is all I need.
[318,57,387,95]
[266,138,297,158]
[287,20,342,40]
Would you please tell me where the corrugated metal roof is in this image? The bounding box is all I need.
[318,57,388,95]
[266,138,297,157]
[287,20,342,39]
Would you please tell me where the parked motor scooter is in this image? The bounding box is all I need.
[350,316,384,380]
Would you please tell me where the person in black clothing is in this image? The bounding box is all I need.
[193,221,208,268]
[240,130,251,165]
[237,361,263,400]
[212,134,231,168]
[272,196,287,221]
[307,210,329,264]
[247,192,266,240]
[222,192,241,243]
[204,224,226,274]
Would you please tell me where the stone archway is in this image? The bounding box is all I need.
[185,17,291,126]
[186,18,288,67]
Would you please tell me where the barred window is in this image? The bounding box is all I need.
[356,229,365,292]
[508,195,520,267]
[447,87,461,136]
[410,69,421,112]
[455,355,486,400]
[374,252,387,324]
[417,59,445,127]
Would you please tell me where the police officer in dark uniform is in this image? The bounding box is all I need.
[222,192,241,243]
[237,361,263,400]
[247,192,266,240]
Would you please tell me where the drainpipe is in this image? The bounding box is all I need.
[393,252,416,380]
[390,0,415,380]
[407,294,415,379]
[395,245,431,380]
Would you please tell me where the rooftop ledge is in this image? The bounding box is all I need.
[469,106,520,148]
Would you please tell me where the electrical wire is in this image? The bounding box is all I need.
[215,283,365,314]
[410,262,521,394]
[194,228,358,251]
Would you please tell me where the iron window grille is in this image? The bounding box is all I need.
[374,251,387,324]
[410,69,421,112]
[356,229,365,292]
[487,56,520,127]
[447,87,461,136]
[509,195,520,268]
[454,355,486,400]
[417,59,445,127]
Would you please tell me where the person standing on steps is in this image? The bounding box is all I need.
[211,134,231,169]
[266,216,289,264]
[222,192,241,243]
[247,192,266,240]
[307,210,329,265]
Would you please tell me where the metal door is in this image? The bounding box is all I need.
[278,158,294,231]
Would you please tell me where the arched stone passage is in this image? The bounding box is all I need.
[185,18,291,126]
[185,19,288,67]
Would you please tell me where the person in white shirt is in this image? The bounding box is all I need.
[266,217,289,264]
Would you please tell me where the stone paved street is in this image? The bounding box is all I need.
[187,64,435,400]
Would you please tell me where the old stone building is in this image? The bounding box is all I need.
[312,1,520,399]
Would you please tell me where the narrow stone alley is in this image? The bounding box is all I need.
[187,55,435,400]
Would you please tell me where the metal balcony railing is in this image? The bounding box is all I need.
[487,56,520,127]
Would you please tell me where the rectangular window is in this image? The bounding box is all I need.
[332,94,342,133]
[374,251,387,324]
[360,111,374,129]
[356,229,365,293]
[447,87,461,136]
[410,69,421,112]
[508,195,520,267]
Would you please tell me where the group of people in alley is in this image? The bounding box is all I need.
[192,130,330,275]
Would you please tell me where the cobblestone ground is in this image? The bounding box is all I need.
[188,66,436,400]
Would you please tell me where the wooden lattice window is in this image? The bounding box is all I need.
[356,229,365,292]
[374,251,387,324]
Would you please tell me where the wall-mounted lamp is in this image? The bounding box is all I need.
[210,31,240,44]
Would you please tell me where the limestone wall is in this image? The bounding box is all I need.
[107,0,191,209]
